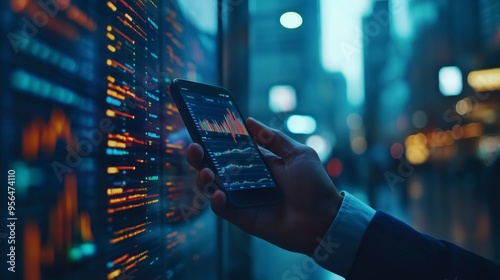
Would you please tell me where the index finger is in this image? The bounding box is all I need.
[246,117,299,159]
[186,143,204,170]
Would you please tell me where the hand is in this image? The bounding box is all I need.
[186,118,343,255]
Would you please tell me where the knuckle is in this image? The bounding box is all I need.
[301,145,319,157]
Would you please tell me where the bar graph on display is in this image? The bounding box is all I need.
[198,108,249,143]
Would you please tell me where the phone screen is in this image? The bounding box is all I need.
[180,91,277,191]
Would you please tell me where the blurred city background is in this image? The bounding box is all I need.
[0,0,499,279]
[243,0,500,279]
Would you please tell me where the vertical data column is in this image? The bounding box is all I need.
[161,4,192,279]
[103,0,162,279]
[1,1,102,279]
[160,1,219,279]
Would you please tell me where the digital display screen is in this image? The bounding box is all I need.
[180,91,277,191]
[0,0,219,279]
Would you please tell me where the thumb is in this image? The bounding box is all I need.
[246,117,298,159]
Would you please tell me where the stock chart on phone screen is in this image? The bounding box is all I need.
[181,92,277,191]
[0,0,218,279]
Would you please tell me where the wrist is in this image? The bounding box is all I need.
[307,191,344,256]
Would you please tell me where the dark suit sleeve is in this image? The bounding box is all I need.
[347,211,500,280]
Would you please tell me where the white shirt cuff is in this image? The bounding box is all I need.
[312,191,375,277]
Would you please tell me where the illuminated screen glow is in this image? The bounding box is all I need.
[180,91,277,190]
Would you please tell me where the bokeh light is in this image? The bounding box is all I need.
[269,85,296,113]
[439,66,463,96]
[351,136,367,155]
[390,142,404,159]
[346,113,363,130]
[306,135,332,162]
[280,12,303,29]
[327,158,342,177]
[286,115,317,134]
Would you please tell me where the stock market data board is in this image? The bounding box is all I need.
[0,0,219,279]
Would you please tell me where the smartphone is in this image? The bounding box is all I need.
[170,79,283,207]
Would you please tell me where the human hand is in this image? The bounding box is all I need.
[186,117,343,255]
